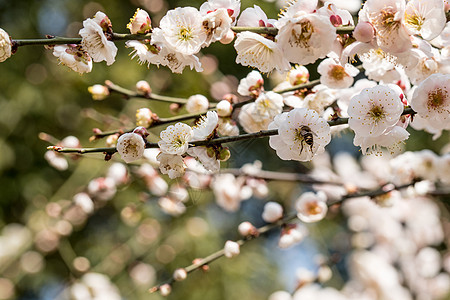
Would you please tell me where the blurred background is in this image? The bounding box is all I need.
[0,0,449,299]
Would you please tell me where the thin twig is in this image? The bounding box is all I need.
[149,180,416,293]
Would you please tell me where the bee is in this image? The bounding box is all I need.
[298,125,316,154]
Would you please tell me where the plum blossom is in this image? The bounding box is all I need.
[136,108,154,127]
[403,0,446,41]
[276,12,336,65]
[158,123,193,155]
[234,31,291,73]
[159,7,206,56]
[216,100,233,117]
[52,44,93,74]
[348,85,404,137]
[268,108,331,161]
[127,8,151,34]
[359,0,412,54]
[79,11,117,65]
[237,5,276,27]
[295,191,328,222]
[116,131,146,163]
[237,70,264,97]
[88,84,109,100]
[278,224,308,248]
[317,58,359,89]
[201,8,233,47]
[354,125,410,155]
[157,153,186,179]
[410,73,450,127]
[200,0,241,25]
[191,111,219,142]
[0,28,11,62]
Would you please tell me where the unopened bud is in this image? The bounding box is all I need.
[0,28,12,62]
[216,100,233,117]
[88,84,109,100]
[106,134,119,147]
[173,268,187,281]
[219,29,235,44]
[136,80,152,96]
[133,126,149,139]
[169,103,181,114]
[353,22,375,43]
[238,221,258,237]
[222,93,238,104]
[217,148,231,161]
[136,108,153,127]
[224,240,240,258]
[159,284,171,296]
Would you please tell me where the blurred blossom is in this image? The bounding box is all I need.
[0,224,32,266]
[73,192,94,214]
[0,278,14,299]
[186,217,209,237]
[60,272,121,300]
[137,163,168,196]
[20,251,45,274]
[87,177,117,201]
[137,219,160,245]
[158,196,186,216]
[268,291,292,300]
[73,256,90,273]
[278,224,308,249]
[106,162,128,185]
[130,262,156,286]
[34,229,60,253]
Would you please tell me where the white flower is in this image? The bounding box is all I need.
[212,173,246,212]
[262,202,283,223]
[156,153,186,179]
[125,40,160,67]
[116,132,146,163]
[268,291,292,300]
[73,193,94,214]
[87,177,117,201]
[410,73,450,127]
[127,8,152,34]
[136,108,153,127]
[237,70,264,97]
[317,58,359,89]
[234,31,291,73]
[348,85,404,137]
[295,191,328,223]
[137,164,168,195]
[237,5,275,27]
[276,13,336,65]
[200,0,240,24]
[44,150,68,171]
[106,162,128,185]
[360,0,412,54]
[159,7,206,55]
[278,224,308,248]
[150,28,203,73]
[52,44,92,74]
[353,125,409,155]
[158,123,193,155]
[238,92,284,133]
[238,221,256,236]
[217,117,239,136]
[437,154,450,184]
[192,111,219,141]
[201,8,233,47]
[216,100,233,117]
[268,108,331,161]
[173,268,187,281]
[288,65,309,86]
[224,240,240,258]
[0,28,11,62]
[187,146,220,172]
[159,196,186,216]
[79,11,118,65]
[186,94,209,113]
[403,0,446,41]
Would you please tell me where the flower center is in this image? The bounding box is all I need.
[178,27,193,41]
[371,7,400,36]
[291,20,314,47]
[427,88,448,110]
[405,12,424,31]
[329,65,346,81]
[306,201,322,215]
[369,105,385,121]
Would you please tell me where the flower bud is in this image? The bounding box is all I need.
[216,100,233,117]
[262,202,283,223]
[0,28,12,62]
[217,147,231,161]
[186,94,209,113]
[159,284,171,296]
[136,80,152,96]
[288,65,309,86]
[219,29,235,44]
[133,126,149,139]
[238,221,258,237]
[224,240,240,258]
[136,108,153,127]
[173,268,187,281]
[353,21,375,43]
[116,132,146,163]
[127,8,152,34]
[88,84,109,100]
[106,134,119,147]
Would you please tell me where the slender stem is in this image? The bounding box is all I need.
[105,80,190,104]
[13,32,152,47]
[49,106,417,154]
[219,168,342,185]
[149,180,415,293]
[12,25,355,47]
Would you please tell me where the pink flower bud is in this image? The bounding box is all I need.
[127,8,152,34]
[353,22,375,43]
[219,29,235,45]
